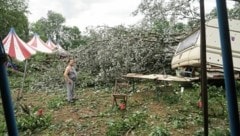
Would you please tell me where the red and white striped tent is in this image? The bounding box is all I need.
[28,34,53,54]
[56,43,69,56]
[2,28,36,61]
[46,39,57,51]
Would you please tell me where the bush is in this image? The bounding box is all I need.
[17,111,52,132]
[209,127,230,136]
[47,96,66,110]
[149,126,170,136]
[208,85,227,117]
[162,92,180,105]
[106,111,148,136]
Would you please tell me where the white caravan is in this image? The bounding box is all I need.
[171,19,240,79]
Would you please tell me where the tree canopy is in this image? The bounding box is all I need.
[30,10,85,49]
[133,0,199,26]
[228,2,240,19]
[30,10,65,41]
[0,0,29,40]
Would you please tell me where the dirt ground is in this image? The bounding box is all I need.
[11,85,204,136]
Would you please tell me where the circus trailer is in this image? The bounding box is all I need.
[171,19,240,79]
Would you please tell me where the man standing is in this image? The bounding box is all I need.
[64,58,77,103]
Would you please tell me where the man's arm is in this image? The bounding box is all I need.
[64,66,71,82]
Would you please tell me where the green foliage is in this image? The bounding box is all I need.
[207,3,240,21]
[47,96,66,110]
[194,128,204,136]
[106,111,148,136]
[30,10,85,50]
[0,0,29,39]
[206,8,217,20]
[17,108,52,133]
[206,3,240,20]
[196,126,230,136]
[30,18,49,41]
[161,91,180,105]
[169,116,187,129]
[25,53,66,91]
[74,23,186,84]
[133,0,199,26]
[181,83,227,118]
[228,3,240,20]
[209,127,230,136]
[149,126,170,136]
[76,71,96,87]
[152,20,170,33]
[182,88,199,107]
[106,120,130,136]
[30,10,65,41]
[208,85,227,117]
[173,22,188,33]
[0,107,7,134]
[235,80,240,95]
[17,113,51,131]
[0,123,6,135]
[61,26,85,49]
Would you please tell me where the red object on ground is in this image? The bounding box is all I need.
[37,109,43,116]
[119,103,126,110]
[197,100,203,108]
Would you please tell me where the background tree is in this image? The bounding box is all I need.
[205,2,240,20]
[0,0,29,40]
[30,10,65,42]
[206,8,217,20]
[133,0,199,27]
[61,26,85,49]
[46,10,65,42]
[228,2,240,19]
[29,18,48,40]
[30,10,85,50]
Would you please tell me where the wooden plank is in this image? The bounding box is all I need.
[123,73,199,82]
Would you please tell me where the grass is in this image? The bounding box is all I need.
[0,81,234,135]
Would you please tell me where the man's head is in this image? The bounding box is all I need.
[68,58,75,66]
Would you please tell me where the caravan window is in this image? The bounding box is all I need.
[176,30,200,53]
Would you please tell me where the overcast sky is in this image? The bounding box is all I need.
[27,0,143,31]
[27,0,236,32]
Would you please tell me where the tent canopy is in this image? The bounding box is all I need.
[46,39,57,51]
[28,34,53,54]
[56,43,69,56]
[3,28,36,61]
[46,38,69,56]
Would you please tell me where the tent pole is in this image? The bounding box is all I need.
[0,39,19,135]
[199,0,208,135]
[216,0,240,134]
[18,60,28,100]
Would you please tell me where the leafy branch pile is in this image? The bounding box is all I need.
[73,24,188,86]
